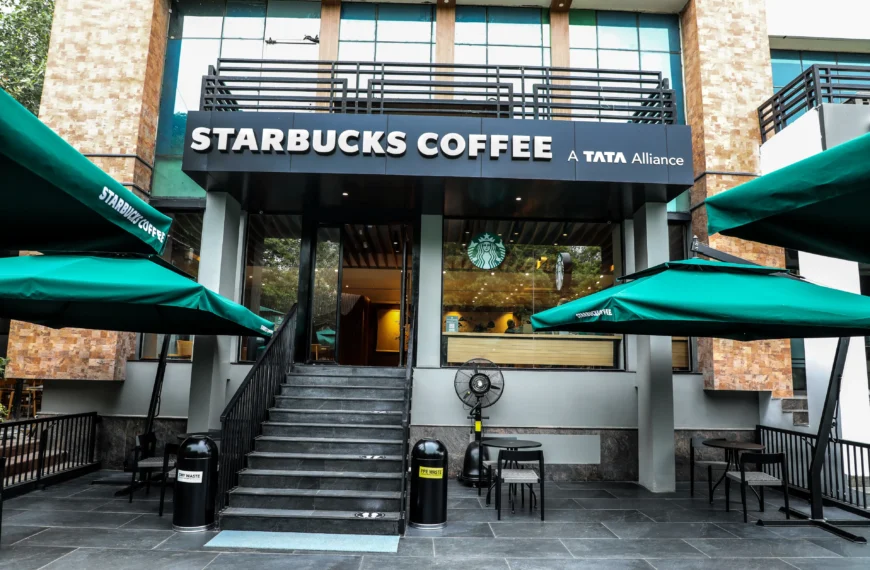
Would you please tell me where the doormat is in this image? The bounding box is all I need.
[204,530,400,553]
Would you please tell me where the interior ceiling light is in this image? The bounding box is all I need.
[516,197,522,201]
[342,192,348,196]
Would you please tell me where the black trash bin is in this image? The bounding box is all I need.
[172,435,219,532]
[409,438,448,529]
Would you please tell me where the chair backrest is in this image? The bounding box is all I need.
[740,452,788,484]
[497,449,545,480]
[690,437,707,450]
[135,432,157,460]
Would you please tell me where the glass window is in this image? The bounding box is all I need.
[339,3,376,41]
[265,0,321,41]
[240,214,303,362]
[638,13,681,53]
[596,11,638,51]
[223,0,266,39]
[338,3,434,65]
[171,0,225,39]
[152,158,207,198]
[441,219,620,369]
[568,10,596,49]
[771,49,870,92]
[668,222,691,371]
[139,212,204,360]
[455,6,486,46]
[455,6,548,67]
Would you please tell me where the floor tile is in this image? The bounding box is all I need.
[534,490,617,500]
[397,537,435,557]
[18,527,174,549]
[646,560,796,570]
[806,538,870,557]
[362,556,509,569]
[2,497,111,512]
[555,483,641,491]
[576,499,683,510]
[604,488,692,499]
[711,522,781,538]
[156,532,220,551]
[561,539,706,559]
[784,559,870,569]
[435,538,572,558]
[92,500,167,514]
[602,522,733,539]
[5,509,140,528]
[490,522,616,539]
[449,509,651,523]
[507,561,654,570]
[638,509,745,523]
[1,509,25,521]
[208,552,362,570]
[0,525,47,547]
[484,497,584,510]
[449,498,485,509]
[685,538,841,558]
[41,548,218,570]
[117,513,176,531]
[406,522,495,538]
[0,545,75,570]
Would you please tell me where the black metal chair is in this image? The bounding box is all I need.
[128,433,176,503]
[495,449,545,521]
[690,437,727,502]
[158,443,179,517]
[1,456,5,546]
[725,452,791,523]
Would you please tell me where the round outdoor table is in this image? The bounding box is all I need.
[479,439,542,505]
[703,439,766,499]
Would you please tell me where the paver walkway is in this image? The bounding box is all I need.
[0,471,867,569]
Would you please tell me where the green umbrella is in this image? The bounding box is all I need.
[316,328,336,347]
[530,258,870,341]
[0,254,273,338]
[0,88,172,255]
[706,132,870,264]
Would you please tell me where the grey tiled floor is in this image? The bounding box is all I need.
[0,472,868,569]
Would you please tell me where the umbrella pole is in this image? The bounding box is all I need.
[144,334,171,435]
[758,337,870,542]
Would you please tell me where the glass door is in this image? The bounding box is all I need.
[309,226,341,362]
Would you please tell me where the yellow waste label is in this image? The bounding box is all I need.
[474,421,482,432]
[419,466,443,479]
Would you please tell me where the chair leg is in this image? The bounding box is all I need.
[521,481,525,508]
[690,457,695,498]
[159,471,168,517]
[486,472,493,507]
[129,468,136,503]
[782,483,790,520]
[759,486,765,512]
[496,477,501,521]
[145,471,152,495]
[740,482,748,524]
[725,478,730,512]
[540,479,545,521]
[707,465,714,504]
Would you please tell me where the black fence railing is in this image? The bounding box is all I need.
[1,412,100,496]
[201,59,677,124]
[757,424,870,515]
[398,303,417,534]
[758,64,870,141]
[216,305,297,515]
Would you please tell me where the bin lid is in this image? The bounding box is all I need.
[412,438,447,459]
[178,434,219,459]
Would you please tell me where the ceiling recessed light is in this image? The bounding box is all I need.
[342,192,348,196]
[443,271,446,274]
[510,240,514,243]
[462,243,466,246]
[248,276,252,279]
[525,273,529,276]
[563,233,567,237]
[515,197,522,201]
[558,2,564,7]
[490,272,495,276]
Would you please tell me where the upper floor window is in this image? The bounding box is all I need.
[772,49,870,92]
[338,3,435,63]
[569,11,684,123]
[455,6,550,67]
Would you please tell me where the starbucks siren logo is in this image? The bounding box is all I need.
[468,233,506,270]
[555,252,573,291]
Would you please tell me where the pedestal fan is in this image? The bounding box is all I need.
[455,358,505,487]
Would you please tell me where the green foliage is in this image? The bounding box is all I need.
[0,356,6,378]
[0,0,55,115]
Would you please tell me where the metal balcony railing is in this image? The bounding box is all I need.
[759,64,870,142]
[200,59,677,124]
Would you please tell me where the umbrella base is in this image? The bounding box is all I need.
[757,506,870,543]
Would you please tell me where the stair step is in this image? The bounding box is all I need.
[281,384,405,398]
[285,375,406,387]
[220,507,400,535]
[269,408,403,425]
[229,487,402,511]
[291,365,405,378]
[247,451,403,472]
[274,396,403,412]
[261,422,403,439]
[792,411,810,426]
[238,469,403,492]
[255,435,403,455]
[781,397,809,412]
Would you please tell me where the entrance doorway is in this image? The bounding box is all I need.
[308,223,413,367]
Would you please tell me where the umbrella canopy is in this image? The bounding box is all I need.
[0,88,172,255]
[706,132,870,264]
[530,258,870,341]
[0,255,273,338]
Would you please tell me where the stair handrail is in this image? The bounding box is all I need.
[216,304,298,515]
[398,303,417,534]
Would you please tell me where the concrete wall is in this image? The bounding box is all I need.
[767,0,870,47]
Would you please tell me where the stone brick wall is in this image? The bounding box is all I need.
[5,0,170,382]
[681,0,793,398]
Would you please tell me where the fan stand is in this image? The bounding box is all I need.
[457,404,489,487]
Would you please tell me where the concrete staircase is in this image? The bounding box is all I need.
[220,365,407,535]
[782,394,809,427]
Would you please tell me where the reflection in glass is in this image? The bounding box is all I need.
[265,0,321,41]
[455,6,486,45]
[224,0,266,39]
[241,214,302,362]
[486,7,543,47]
[310,228,341,362]
[568,10,596,49]
[175,39,221,114]
[339,3,376,41]
[171,0,225,39]
[139,212,204,360]
[596,11,638,50]
[377,4,434,43]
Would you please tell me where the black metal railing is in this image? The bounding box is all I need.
[759,64,870,141]
[398,303,417,534]
[201,59,676,124]
[757,424,870,515]
[1,412,100,495]
[216,305,297,514]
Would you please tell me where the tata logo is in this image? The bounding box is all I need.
[583,151,627,163]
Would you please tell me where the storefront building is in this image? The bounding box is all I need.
[5,0,869,491]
